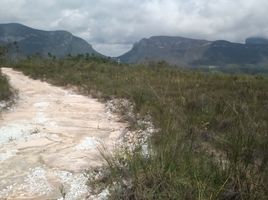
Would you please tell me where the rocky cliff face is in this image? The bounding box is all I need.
[119,36,268,67]
[119,36,211,66]
[0,23,102,58]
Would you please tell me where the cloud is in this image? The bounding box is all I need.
[0,0,267,56]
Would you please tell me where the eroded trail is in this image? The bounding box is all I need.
[0,68,126,200]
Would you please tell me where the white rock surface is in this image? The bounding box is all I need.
[75,136,100,150]
[0,68,127,200]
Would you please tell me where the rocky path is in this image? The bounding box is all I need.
[0,68,126,200]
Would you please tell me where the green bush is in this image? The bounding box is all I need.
[0,71,13,102]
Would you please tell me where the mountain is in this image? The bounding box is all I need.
[195,40,268,66]
[0,23,101,58]
[118,36,268,67]
[118,36,211,66]
[246,37,268,45]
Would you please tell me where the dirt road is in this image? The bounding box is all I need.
[0,68,126,199]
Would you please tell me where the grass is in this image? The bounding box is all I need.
[0,45,14,105]
[0,70,13,104]
[11,56,268,199]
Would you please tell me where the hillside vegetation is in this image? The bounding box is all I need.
[0,71,13,103]
[0,46,13,107]
[11,56,268,199]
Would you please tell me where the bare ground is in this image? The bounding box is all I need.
[0,68,127,200]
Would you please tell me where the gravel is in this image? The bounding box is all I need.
[56,170,89,200]
[22,166,53,196]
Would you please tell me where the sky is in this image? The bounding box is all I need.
[0,0,268,56]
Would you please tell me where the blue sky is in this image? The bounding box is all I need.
[0,0,267,56]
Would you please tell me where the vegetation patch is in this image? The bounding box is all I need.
[0,45,15,110]
[11,56,268,199]
[0,70,14,111]
[0,71,12,100]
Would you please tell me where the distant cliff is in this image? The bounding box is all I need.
[118,36,268,67]
[0,23,102,58]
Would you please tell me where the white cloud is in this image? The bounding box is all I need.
[0,0,268,56]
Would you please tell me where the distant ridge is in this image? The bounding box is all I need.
[0,23,102,58]
[118,36,268,67]
[246,37,268,45]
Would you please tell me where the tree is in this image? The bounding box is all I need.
[13,41,19,55]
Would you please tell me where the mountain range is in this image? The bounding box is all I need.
[0,23,101,58]
[1,23,268,69]
[119,36,268,67]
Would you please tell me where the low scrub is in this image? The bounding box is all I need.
[0,45,14,108]
[12,56,268,199]
[0,70,13,106]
